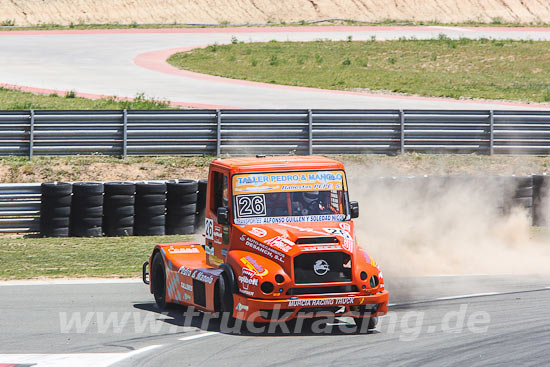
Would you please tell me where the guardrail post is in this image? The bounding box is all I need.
[122,109,128,158]
[399,109,405,155]
[489,110,494,155]
[29,110,35,161]
[216,109,222,156]
[308,109,313,155]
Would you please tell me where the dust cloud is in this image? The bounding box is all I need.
[347,168,550,277]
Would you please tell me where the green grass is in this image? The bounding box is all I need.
[0,234,194,279]
[167,38,550,103]
[0,88,172,110]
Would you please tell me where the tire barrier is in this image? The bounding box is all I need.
[40,182,72,237]
[166,180,198,235]
[196,179,208,230]
[134,182,166,236]
[70,182,103,237]
[103,182,135,236]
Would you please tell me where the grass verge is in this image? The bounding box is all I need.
[0,88,172,110]
[168,38,550,103]
[0,234,194,279]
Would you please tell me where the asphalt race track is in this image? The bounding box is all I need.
[1,275,549,366]
[2,26,550,109]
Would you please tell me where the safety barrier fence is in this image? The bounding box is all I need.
[1,175,548,234]
[1,109,550,157]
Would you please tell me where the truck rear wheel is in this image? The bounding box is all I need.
[355,316,378,333]
[151,252,168,310]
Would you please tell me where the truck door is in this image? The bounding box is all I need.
[205,170,230,267]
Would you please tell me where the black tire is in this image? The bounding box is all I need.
[218,272,237,330]
[137,205,166,216]
[73,182,104,195]
[151,252,168,310]
[166,225,195,235]
[104,182,136,195]
[168,180,198,195]
[169,192,198,205]
[136,182,166,195]
[41,206,71,217]
[136,194,166,205]
[355,316,378,333]
[167,203,196,216]
[41,182,73,196]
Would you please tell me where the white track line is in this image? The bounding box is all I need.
[178,332,217,341]
[0,344,160,367]
[0,278,142,286]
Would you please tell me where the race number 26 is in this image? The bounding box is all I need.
[237,194,266,217]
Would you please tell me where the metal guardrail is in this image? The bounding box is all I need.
[1,109,550,157]
[0,183,41,233]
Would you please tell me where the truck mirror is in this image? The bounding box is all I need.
[350,201,359,219]
[217,207,229,225]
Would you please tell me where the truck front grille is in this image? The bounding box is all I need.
[293,252,352,284]
[287,285,358,295]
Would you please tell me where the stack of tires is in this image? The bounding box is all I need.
[503,176,533,216]
[134,182,166,236]
[166,180,198,235]
[195,179,208,230]
[40,182,72,237]
[70,182,103,237]
[103,182,135,236]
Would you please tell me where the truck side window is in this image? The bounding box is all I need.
[211,172,229,211]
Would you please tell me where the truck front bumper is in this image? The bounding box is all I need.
[232,290,389,322]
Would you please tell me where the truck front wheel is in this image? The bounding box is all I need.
[355,316,378,333]
[218,272,237,329]
[151,252,168,310]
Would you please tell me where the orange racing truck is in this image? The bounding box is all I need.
[143,156,388,331]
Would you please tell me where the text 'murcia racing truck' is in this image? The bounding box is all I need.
[143,156,388,331]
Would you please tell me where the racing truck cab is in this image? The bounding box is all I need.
[144,156,388,330]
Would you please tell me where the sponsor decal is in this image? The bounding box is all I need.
[239,288,254,296]
[238,274,259,289]
[235,214,346,225]
[288,297,355,307]
[184,293,192,301]
[342,239,354,252]
[313,259,330,276]
[221,248,228,257]
[205,218,214,240]
[241,267,256,278]
[233,171,346,195]
[205,244,215,256]
[339,222,351,232]
[177,266,215,284]
[301,245,341,251]
[240,234,286,264]
[323,228,352,239]
[209,255,224,266]
[265,236,294,253]
[324,228,354,251]
[180,282,193,292]
[177,266,192,277]
[168,246,200,254]
[249,227,267,238]
[240,255,268,278]
[235,303,249,311]
[213,224,223,245]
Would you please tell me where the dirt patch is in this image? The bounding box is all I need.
[2,0,550,26]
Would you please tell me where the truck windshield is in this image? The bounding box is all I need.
[232,170,349,224]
